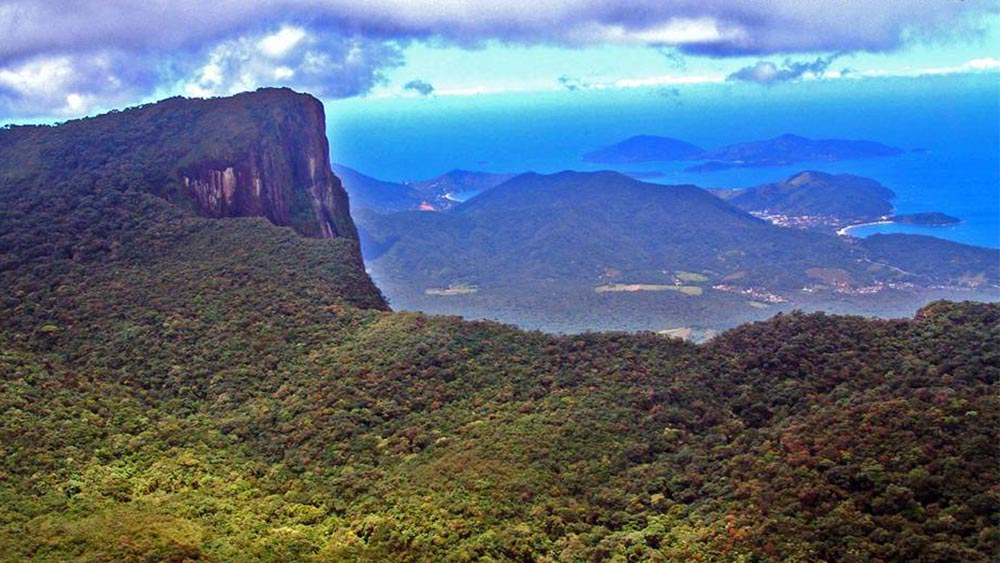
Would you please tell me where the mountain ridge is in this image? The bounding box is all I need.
[364,169,997,333]
[0,91,997,563]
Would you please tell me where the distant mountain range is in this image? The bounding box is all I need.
[409,169,517,204]
[333,164,514,214]
[331,163,423,215]
[361,170,997,333]
[584,133,904,171]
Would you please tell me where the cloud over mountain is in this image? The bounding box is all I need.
[0,0,996,117]
[181,26,404,100]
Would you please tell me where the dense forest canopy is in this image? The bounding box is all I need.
[0,90,996,562]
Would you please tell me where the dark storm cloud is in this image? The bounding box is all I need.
[727,55,841,85]
[403,79,434,95]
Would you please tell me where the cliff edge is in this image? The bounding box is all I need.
[0,88,357,240]
[0,88,387,311]
[173,89,357,239]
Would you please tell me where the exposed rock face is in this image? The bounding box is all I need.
[0,87,385,309]
[0,88,358,241]
[175,89,357,240]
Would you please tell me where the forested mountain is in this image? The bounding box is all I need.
[409,169,517,207]
[363,170,998,333]
[0,87,360,241]
[694,133,904,170]
[720,170,897,222]
[0,90,997,563]
[583,135,705,163]
[331,163,423,215]
[380,170,865,288]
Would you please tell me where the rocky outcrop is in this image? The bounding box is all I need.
[175,89,357,240]
[0,88,359,241]
[0,87,386,309]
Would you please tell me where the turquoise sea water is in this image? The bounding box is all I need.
[328,74,999,248]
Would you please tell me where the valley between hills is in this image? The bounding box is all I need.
[0,89,997,562]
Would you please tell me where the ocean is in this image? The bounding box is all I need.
[327,73,999,249]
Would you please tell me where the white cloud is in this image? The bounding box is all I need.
[434,85,495,97]
[273,66,295,79]
[964,57,1000,70]
[614,74,725,88]
[920,57,1000,75]
[0,2,996,118]
[258,25,307,58]
[0,52,157,116]
[0,56,75,98]
[182,27,403,99]
[854,57,1000,79]
[568,17,735,45]
[1,0,995,63]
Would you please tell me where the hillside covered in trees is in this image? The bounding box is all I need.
[360,170,997,334]
[0,90,997,562]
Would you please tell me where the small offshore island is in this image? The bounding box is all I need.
[891,212,961,226]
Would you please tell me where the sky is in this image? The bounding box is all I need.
[0,0,998,122]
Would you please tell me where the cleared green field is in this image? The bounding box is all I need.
[595,284,703,296]
[425,284,479,296]
[675,271,710,282]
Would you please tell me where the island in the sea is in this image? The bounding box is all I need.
[712,171,962,236]
[583,135,704,163]
[890,212,961,226]
[583,133,904,170]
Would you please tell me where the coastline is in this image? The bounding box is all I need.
[837,220,893,237]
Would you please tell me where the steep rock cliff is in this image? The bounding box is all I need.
[174,90,357,239]
[0,88,387,310]
[0,88,358,241]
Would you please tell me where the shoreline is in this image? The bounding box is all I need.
[837,220,893,237]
